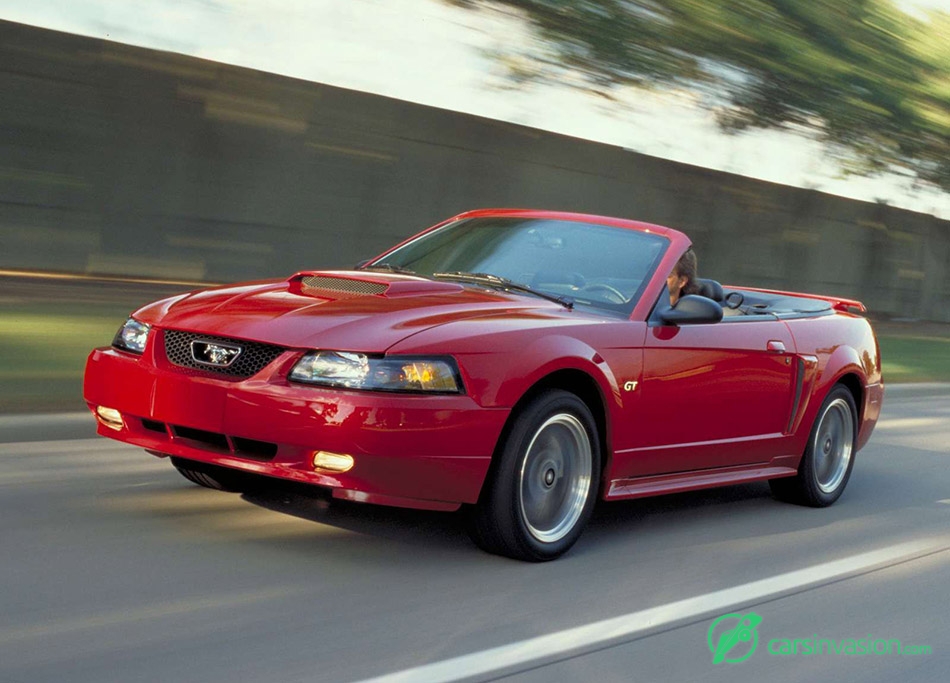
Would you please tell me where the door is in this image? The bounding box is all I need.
[616,318,797,477]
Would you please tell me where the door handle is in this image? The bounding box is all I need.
[767,340,786,353]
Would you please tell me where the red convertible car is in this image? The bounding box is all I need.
[84,209,883,561]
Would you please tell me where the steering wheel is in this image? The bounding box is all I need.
[580,283,627,304]
[724,291,744,309]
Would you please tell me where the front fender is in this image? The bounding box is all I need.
[463,334,624,497]
[443,333,618,412]
[491,334,620,409]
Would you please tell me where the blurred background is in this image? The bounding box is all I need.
[1,0,949,413]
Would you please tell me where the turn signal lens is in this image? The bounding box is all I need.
[96,406,124,430]
[312,451,354,472]
[397,361,460,392]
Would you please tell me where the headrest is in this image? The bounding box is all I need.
[696,278,724,302]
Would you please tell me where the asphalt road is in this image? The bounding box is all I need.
[1,387,947,682]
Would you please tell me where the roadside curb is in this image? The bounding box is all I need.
[884,383,950,397]
[0,411,95,443]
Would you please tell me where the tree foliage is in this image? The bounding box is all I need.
[462,0,950,191]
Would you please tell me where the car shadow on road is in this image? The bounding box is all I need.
[228,460,936,560]
[237,479,788,558]
[240,484,472,553]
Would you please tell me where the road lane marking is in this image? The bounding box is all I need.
[355,538,950,683]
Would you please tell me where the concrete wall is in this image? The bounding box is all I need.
[1,20,948,320]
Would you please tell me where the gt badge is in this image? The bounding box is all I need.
[623,381,638,392]
[190,340,242,367]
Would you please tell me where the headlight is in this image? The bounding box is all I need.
[289,351,462,393]
[112,318,151,354]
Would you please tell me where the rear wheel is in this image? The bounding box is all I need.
[171,457,261,493]
[770,385,857,507]
[469,390,601,561]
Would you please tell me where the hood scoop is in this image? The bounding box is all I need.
[289,271,464,299]
[299,274,388,296]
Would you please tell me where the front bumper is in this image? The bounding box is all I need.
[84,343,506,511]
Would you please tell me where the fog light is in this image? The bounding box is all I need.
[96,406,124,430]
[312,451,354,472]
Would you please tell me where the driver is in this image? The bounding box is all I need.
[666,248,700,306]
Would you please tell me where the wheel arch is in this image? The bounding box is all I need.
[835,372,864,421]
[477,368,611,503]
[814,344,868,421]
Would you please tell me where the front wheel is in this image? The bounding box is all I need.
[469,390,601,561]
[770,385,857,507]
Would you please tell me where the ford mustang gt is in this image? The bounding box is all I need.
[84,209,883,561]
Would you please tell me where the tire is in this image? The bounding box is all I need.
[769,385,857,507]
[171,457,261,493]
[469,390,601,561]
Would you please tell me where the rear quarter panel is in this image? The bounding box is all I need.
[784,313,883,455]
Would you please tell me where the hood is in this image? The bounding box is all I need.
[134,270,568,352]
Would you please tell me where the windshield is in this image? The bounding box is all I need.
[369,217,668,315]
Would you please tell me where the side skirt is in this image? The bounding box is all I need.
[605,456,799,501]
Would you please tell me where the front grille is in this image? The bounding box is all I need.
[163,330,286,378]
[301,275,387,296]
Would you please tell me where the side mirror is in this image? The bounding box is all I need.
[660,294,724,325]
